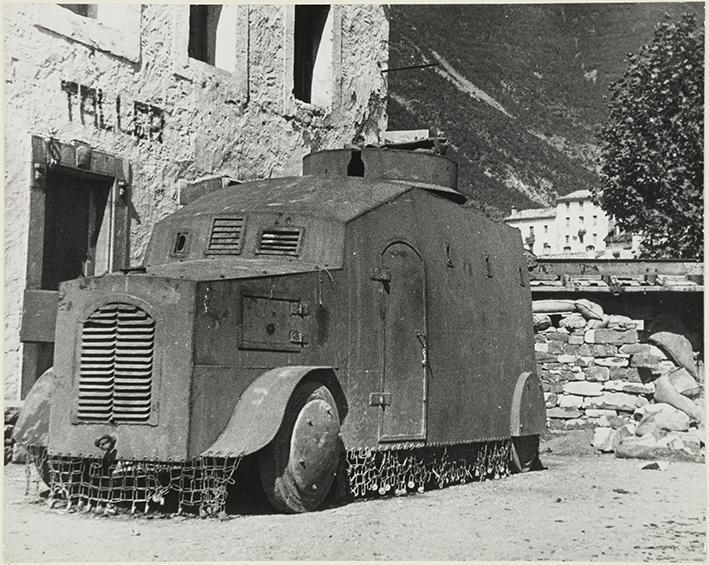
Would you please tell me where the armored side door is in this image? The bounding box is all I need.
[379,240,427,442]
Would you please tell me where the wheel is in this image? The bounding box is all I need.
[258,380,342,513]
[510,434,542,473]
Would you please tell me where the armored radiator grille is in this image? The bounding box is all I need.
[206,217,245,255]
[77,303,155,423]
[257,227,303,256]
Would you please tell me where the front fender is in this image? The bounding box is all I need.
[13,367,55,447]
[201,366,346,457]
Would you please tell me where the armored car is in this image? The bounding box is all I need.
[15,148,545,514]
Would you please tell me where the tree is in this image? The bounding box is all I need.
[595,14,703,259]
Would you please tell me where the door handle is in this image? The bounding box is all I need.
[415,330,427,367]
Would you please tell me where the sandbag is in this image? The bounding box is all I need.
[532,300,575,314]
[574,299,604,321]
[648,332,697,378]
[653,372,703,423]
[666,367,701,399]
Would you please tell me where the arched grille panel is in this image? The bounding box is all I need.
[78,303,154,423]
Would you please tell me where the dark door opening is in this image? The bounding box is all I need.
[41,168,111,289]
[21,167,113,395]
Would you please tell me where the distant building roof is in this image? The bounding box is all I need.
[505,207,555,221]
[557,189,593,202]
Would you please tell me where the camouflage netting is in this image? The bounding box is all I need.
[25,445,241,517]
[25,440,511,516]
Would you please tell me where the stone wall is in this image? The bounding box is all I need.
[4,5,389,399]
[537,317,654,431]
[536,304,704,461]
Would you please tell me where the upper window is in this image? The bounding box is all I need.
[172,5,248,98]
[35,4,141,62]
[293,5,333,105]
[579,216,584,224]
[188,5,238,72]
[543,225,548,233]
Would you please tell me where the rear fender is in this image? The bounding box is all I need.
[510,371,546,437]
[13,367,55,447]
[201,366,347,457]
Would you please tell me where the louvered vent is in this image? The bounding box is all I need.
[77,303,155,423]
[206,217,245,255]
[257,227,303,256]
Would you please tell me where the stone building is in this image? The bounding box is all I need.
[4,4,389,400]
[505,189,640,258]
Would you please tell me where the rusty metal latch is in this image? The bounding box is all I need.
[369,267,391,282]
[289,330,309,346]
[369,392,391,407]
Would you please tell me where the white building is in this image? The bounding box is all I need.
[4,4,389,400]
[504,189,640,258]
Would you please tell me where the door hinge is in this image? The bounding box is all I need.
[288,330,309,346]
[289,302,309,317]
[369,392,391,407]
[369,267,391,282]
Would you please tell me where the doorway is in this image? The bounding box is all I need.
[20,138,129,397]
[379,240,427,442]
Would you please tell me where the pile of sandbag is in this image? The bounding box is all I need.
[592,331,704,462]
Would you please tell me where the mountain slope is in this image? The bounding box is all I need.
[387,3,704,217]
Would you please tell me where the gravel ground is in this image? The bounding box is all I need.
[3,442,706,562]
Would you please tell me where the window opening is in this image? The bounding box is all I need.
[58,4,127,24]
[188,5,238,71]
[59,4,97,18]
[172,232,191,255]
[544,225,548,233]
[579,216,584,223]
[293,5,332,104]
[347,150,365,177]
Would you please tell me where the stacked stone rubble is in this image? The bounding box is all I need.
[535,302,704,462]
[536,314,653,431]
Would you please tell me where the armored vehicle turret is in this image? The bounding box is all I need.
[15,148,545,514]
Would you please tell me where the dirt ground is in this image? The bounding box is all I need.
[3,434,706,562]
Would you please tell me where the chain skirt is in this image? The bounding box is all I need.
[24,439,511,516]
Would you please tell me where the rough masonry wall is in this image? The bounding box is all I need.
[3,5,388,398]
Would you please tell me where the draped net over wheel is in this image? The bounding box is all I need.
[14,148,545,515]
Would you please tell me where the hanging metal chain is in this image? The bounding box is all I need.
[345,440,511,498]
[24,440,510,516]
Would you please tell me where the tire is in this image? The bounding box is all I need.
[510,434,542,473]
[259,380,342,513]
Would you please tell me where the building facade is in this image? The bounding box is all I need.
[4,4,389,399]
[504,189,639,259]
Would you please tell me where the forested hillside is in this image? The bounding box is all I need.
[387,3,704,217]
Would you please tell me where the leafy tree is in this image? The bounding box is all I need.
[596,14,703,259]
